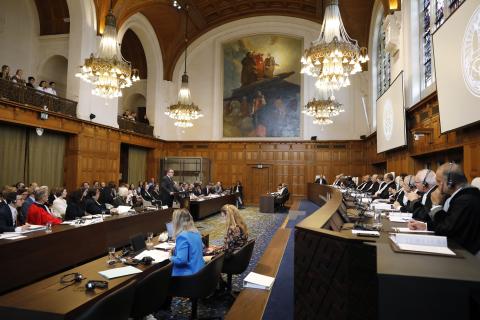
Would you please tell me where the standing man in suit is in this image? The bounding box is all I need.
[233,181,245,209]
[161,169,176,207]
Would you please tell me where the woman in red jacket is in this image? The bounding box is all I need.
[27,186,62,225]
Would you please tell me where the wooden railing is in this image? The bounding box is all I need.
[117,116,154,136]
[0,78,77,117]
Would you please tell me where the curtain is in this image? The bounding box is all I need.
[128,146,147,185]
[0,123,27,187]
[26,130,66,188]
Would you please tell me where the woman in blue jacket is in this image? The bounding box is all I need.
[170,208,205,276]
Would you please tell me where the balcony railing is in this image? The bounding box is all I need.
[117,116,154,136]
[0,78,77,117]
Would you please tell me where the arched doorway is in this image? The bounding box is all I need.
[38,55,68,97]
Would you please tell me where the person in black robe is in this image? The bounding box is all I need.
[65,190,85,221]
[409,163,480,255]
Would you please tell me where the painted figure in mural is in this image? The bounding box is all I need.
[253,52,265,79]
[264,53,278,78]
[241,52,257,86]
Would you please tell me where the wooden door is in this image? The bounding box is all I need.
[246,166,271,205]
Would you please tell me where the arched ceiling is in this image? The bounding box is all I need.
[121,29,148,79]
[101,0,375,80]
[33,0,70,35]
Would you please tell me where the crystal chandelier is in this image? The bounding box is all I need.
[302,95,345,120]
[165,2,203,128]
[301,0,369,91]
[75,6,139,98]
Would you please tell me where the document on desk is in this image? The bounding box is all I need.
[393,227,434,234]
[389,234,455,256]
[0,233,27,240]
[99,266,143,279]
[388,213,413,222]
[2,225,45,234]
[243,272,275,290]
[117,206,132,214]
[154,242,176,250]
[371,203,394,211]
[134,250,170,263]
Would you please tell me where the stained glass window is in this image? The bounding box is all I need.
[377,18,391,97]
[420,0,465,89]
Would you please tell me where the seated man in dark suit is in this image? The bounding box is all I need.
[0,191,30,233]
[374,173,396,199]
[356,175,372,191]
[84,188,109,215]
[408,169,438,221]
[364,174,379,194]
[408,163,480,255]
[274,183,289,208]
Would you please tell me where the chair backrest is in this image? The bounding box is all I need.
[130,233,146,253]
[472,177,480,190]
[130,262,173,319]
[222,239,255,275]
[169,252,225,299]
[76,279,137,320]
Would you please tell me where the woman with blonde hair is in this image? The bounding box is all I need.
[220,204,248,257]
[170,208,205,276]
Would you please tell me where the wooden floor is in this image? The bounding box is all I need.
[225,199,300,320]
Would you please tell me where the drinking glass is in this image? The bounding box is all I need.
[146,232,154,250]
[45,222,53,233]
[373,209,383,230]
[107,246,116,264]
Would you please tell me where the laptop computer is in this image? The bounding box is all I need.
[166,222,174,240]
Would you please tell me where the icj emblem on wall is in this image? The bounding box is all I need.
[462,6,480,97]
[383,100,394,142]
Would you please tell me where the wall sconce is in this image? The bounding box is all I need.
[411,128,434,144]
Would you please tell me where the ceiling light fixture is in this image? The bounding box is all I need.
[165,1,203,128]
[75,1,139,98]
[301,0,369,91]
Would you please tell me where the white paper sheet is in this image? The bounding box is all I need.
[98,266,143,279]
[154,242,176,250]
[134,250,170,264]
[393,227,434,234]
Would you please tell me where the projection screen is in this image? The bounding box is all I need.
[433,0,480,133]
[376,72,406,153]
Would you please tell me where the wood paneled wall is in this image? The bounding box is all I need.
[365,93,480,181]
[2,91,479,205]
[162,141,366,204]
[0,101,163,191]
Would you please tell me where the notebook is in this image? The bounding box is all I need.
[134,250,170,264]
[389,233,455,256]
[243,272,275,290]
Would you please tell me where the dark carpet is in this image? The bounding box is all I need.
[263,199,320,320]
[155,206,287,320]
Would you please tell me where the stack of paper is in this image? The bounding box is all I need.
[99,266,143,279]
[134,250,170,264]
[388,212,412,222]
[390,233,455,256]
[243,272,275,290]
[117,206,132,214]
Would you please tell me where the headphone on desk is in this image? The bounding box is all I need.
[60,272,84,284]
[85,280,108,291]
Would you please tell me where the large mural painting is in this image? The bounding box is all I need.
[223,35,302,137]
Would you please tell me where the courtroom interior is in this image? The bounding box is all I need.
[0,0,480,319]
